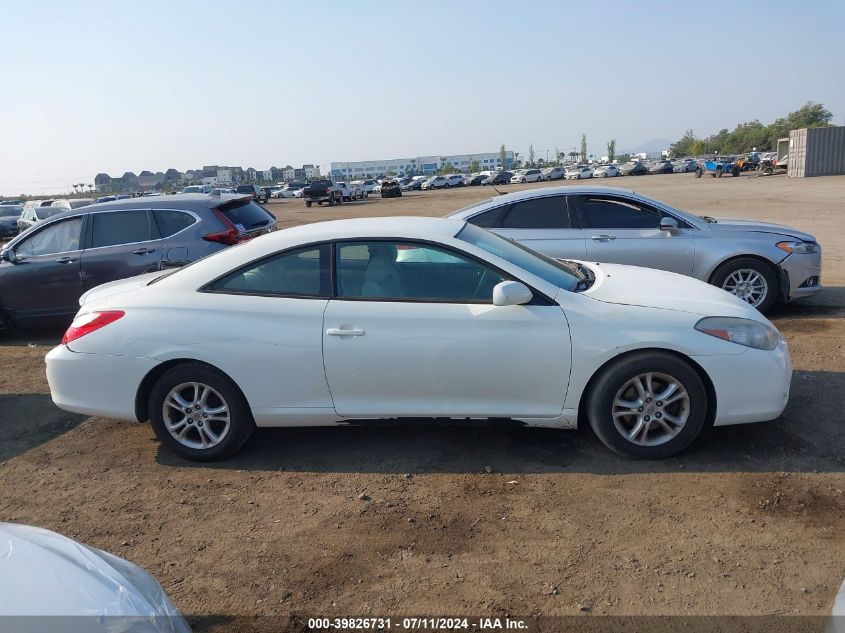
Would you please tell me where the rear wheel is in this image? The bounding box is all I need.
[710,257,778,312]
[587,352,707,459]
[305,200,312,207]
[149,364,254,461]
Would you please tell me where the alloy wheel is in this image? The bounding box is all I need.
[612,372,690,446]
[722,269,768,307]
[162,382,231,449]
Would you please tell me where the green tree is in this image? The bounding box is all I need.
[669,129,698,157]
[499,144,506,169]
[470,160,480,173]
[607,139,616,163]
[568,151,578,162]
[580,134,587,163]
[528,144,535,167]
[554,146,561,166]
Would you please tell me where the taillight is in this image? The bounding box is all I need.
[203,209,250,246]
[62,310,125,345]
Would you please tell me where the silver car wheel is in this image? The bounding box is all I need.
[722,269,768,307]
[612,372,690,446]
[162,382,231,450]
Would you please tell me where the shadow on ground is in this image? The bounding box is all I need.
[0,394,86,462]
[157,369,845,476]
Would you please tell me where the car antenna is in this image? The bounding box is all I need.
[492,186,506,196]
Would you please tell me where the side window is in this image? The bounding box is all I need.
[91,211,158,248]
[154,210,197,238]
[467,207,504,228]
[500,197,569,229]
[336,241,505,303]
[579,197,660,229]
[208,244,329,297]
[16,217,83,257]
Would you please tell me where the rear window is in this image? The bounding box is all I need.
[218,200,274,231]
[236,185,255,193]
[154,210,197,237]
[35,207,65,220]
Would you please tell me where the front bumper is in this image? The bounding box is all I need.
[779,251,823,301]
[693,338,792,426]
[46,345,160,421]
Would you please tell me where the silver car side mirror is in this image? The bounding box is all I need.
[660,216,679,231]
[493,281,533,306]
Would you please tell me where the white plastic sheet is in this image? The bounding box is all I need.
[0,522,191,632]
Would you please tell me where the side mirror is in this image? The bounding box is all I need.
[493,281,533,306]
[1,249,16,263]
[660,216,679,231]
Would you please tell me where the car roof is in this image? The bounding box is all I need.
[82,193,252,212]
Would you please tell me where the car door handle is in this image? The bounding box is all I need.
[326,328,365,337]
[590,234,617,241]
[132,247,156,255]
[56,256,77,264]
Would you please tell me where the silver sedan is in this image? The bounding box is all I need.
[446,185,822,312]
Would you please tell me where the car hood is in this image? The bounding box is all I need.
[79,271,163,306]
[707,218,815,241]
[578,261,760,319]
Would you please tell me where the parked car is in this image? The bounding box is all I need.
[619,161,648,176]
[565,165,593,180]
[17,201,66,233]
[46,217,792,462]
[511,169,543,184]
[275,183,307,198]
[648,160,674,174]
[0,205,23,239]
[421,176,447,190]
[0,193,276,331]
[181,185,212,194]
[235,184,269,203]
[541,166,566,181]
[380,179,402,198]
[592,164,621,178]
[360,180,378,194]
[481,171,512,186]
[673,159,698,173]
[464,174,487,186]
[0,522,191,632]
[303,180,343,207]
[446,185,822,312]
[696,157,741,178]
[400,177,421,191]
[335,181,364,201]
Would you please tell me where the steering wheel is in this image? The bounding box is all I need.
[471,269,495,300]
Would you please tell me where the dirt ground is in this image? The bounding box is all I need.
[1,173,844,628]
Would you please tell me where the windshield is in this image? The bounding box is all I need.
[456,223,580,292]
[0,206,22,217]
[35,207,65,219]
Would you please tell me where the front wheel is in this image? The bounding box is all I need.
[586,352,707,459]
[710,258,778,312]
[305,200,312,207]
[149,363,255,461]
[695,168,703,178]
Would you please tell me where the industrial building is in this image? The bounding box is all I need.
[787,126,845,177]
[330,151,515,179]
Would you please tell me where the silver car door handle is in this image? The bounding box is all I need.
[56,256,77,264]
[326,328,365,337]
[590,234,617,241]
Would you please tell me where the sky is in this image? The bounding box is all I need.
[1,0,844,195]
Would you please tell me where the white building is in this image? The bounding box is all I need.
[330,151,515,179]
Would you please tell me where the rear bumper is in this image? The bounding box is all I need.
[46,345,160,421]
[693,339,792,426]
[779,251,823,301]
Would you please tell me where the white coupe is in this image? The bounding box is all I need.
[46,218,791,461]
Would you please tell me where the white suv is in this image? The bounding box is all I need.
[510,169,543,184]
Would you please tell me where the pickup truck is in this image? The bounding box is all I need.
[303,180,343,207]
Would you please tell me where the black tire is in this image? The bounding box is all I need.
[710,257,778,313]
[305,201,312,207]
[327,197,334,206]
[586,352,707,459]
[731,167,740,177]
[695,168,703,178]
[148,363,255,461]
[716,169,723,178]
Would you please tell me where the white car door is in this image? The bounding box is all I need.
[323,240,571,419]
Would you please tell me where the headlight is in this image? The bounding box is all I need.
[694,316,781,350]
[777,240,819,254]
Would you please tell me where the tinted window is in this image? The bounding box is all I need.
[217,200,274,231]
[92,211,158,248]
[154,210,197,238]
[16,217,82,257]
[209,245,329,296]
[35,207,65,220]
[468,207,504,228]
[500,197,569,229]
[235,185,255,193]
[336,241,505,303]
[0,206,21,217]
[580,197,660,229]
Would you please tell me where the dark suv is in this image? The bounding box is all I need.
[0,193,276,331]
[236,184,269,203]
